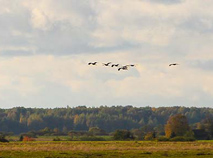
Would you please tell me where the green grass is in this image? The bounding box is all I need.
[0,141,212,158]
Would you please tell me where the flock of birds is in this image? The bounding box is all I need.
[88,62,179,71]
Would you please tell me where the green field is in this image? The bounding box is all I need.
[0,141,213,158]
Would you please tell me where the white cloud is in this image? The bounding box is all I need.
[91,0,213,48]
[0,0,213,107]
[0,52,212,107]
[22,0,94,30]
[31,8,50,30]
[1,0,213,54]
[91,0,183,46]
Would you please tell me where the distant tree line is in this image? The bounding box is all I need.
[0,106,212,140]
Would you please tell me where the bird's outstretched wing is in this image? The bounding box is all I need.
[169,63,179,66]
[88,62,97,65]
[103,62,111,66]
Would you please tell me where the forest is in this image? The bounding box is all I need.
[0,106,212,138]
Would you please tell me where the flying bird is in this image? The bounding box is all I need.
[126,64,135,67]
[118,66,128,71]
[88,62,98,65]
[169,63,179,66]
[111,64,119,67]
[103,62,112,66]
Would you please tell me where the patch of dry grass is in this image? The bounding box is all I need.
[0,141,212,152]
[0,141,212,157]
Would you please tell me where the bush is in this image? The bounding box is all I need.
[144,132,156,141]
[183,137,196,141]
[113,130,134,140]
[0,138,9,142]
[23,136,35,141]
[88,127,107,136]
[0,135,9,142]
[19,135,24,141]
[53,137,61,141]
[26,131,37,138]
[20,132,37,138]
[170,136,195,142]
[157,136,169,141]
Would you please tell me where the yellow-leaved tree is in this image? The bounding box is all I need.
[165,114,190,138]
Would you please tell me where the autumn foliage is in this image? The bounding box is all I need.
[23,136,35,141]
[165,114,190,138]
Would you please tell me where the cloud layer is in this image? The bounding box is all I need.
[0,0,213,108]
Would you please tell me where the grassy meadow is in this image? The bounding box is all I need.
[0,140,213,158]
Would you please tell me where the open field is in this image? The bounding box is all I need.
[0,141,213,158]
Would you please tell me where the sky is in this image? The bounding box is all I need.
[0,0,213,108]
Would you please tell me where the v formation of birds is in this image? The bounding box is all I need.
[88,62,179,71]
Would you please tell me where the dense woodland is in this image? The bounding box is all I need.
[0,106,212,137]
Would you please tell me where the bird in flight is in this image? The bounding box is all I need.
[103,62,112,66]
[169,63,179,66]
[88,62,98,65]
[126,64,135,67]
[111,64,119,67]
[118,65,128,71]
[88,62,137,72]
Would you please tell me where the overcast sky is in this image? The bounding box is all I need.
[0,0,213,108]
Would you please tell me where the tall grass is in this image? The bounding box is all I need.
[0,141,212,158]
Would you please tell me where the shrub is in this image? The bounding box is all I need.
[26,131,37,138]
[89,127,107,136]
[23,136,35,141]
[53,137,61,141]
[144,132,156,141]
[113,130,134,140]
[157,136,169,141]
[170,136,185,141]
[170,136,195,142]
[0,135,9,142]
[19,135,24,141]
[0,138,9,142]
[183,137,196,141]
